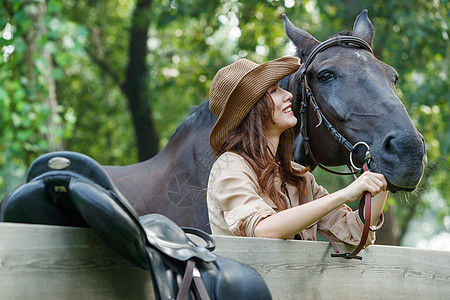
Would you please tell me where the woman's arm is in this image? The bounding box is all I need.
[369,190,388,226]
[254,171,388,239]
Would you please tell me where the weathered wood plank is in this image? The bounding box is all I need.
[1,222,449,299]
[213,236,450,300]
[0,223,154,300]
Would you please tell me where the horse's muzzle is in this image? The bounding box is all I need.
[386,181,417,193]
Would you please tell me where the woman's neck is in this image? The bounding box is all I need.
[267,134,280,157]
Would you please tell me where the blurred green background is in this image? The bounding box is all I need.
[0,0,448,249]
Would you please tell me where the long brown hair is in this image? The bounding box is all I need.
[219,92,308,211]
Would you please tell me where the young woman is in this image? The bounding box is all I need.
[206,56,388,246]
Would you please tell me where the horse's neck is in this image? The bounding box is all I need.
[280,72,303,135]
[157,101,216,166]
[107,101,215,174]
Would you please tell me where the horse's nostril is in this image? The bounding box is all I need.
[382,134,396,155]
[381,132,426,159]
[421,136,426,153]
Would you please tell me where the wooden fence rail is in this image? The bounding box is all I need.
[0,222,448,299]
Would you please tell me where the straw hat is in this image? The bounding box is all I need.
[209,56,300,156]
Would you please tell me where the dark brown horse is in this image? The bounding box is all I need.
[105,10,426,233]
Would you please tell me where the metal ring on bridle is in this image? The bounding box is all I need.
[349,142,371,171]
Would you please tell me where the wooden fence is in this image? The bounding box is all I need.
[1,222,448,299]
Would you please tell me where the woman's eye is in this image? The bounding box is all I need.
[270,88,278,93]
[318,71,335,82]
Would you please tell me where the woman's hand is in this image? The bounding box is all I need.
[343,171,387,202]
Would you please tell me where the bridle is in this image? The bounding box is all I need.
[298,35,374,175]
[296,36,384,259]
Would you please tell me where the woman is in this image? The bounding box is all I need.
[206,57,387,246]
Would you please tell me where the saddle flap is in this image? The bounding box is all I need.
[68,178,150,269]
[140,214,216,263]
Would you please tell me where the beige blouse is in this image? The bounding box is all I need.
[206,152,375,246]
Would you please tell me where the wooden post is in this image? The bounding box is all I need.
[1,222,449,299]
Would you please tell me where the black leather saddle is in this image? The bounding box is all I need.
[0,151,272,300]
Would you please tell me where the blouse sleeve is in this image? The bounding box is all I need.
[209,153,276,237]
[308,171,375,246]
[318,204,375,246]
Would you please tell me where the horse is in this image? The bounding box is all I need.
[104,10,426,233]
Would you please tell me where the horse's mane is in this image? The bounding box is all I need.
[334,30,355,37]
[168,100,216,141]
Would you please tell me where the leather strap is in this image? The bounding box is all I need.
[176,260,195,300]
[322,163,374,260]
[298,36,374,176]
[192,268,211,300]
[182,227,216,252]
[176,259,211,300]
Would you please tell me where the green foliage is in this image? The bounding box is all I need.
[0,0,76,195]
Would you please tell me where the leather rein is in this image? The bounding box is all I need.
[297,36,384,259]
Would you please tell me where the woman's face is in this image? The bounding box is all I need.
[265,83,297,137]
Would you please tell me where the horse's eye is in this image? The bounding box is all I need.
[318,71,335,82]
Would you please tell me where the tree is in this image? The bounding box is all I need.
[0,0,78,194]
[83,0,158,161]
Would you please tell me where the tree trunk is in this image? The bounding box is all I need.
[26,2,63,152]
[375,208,401,245]
[122,0,158,161]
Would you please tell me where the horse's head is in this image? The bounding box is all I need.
[283,10,426,192]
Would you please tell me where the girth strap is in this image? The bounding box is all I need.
[176,259,211,300]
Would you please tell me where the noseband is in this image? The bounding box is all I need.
[297,36,384,259]
[299,36,374,175]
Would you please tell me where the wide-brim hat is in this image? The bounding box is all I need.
[209,56,300,156]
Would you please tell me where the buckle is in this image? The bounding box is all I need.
[193,267,201,278]
[331,252,363,260]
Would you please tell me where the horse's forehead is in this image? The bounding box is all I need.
[317,47,374,64]
[353,51,368,61]
[309,48,388,74]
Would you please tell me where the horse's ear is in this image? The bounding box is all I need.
[283,14,320,62]
[353,10,374,47]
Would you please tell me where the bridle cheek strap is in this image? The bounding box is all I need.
[299,35,374,175]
